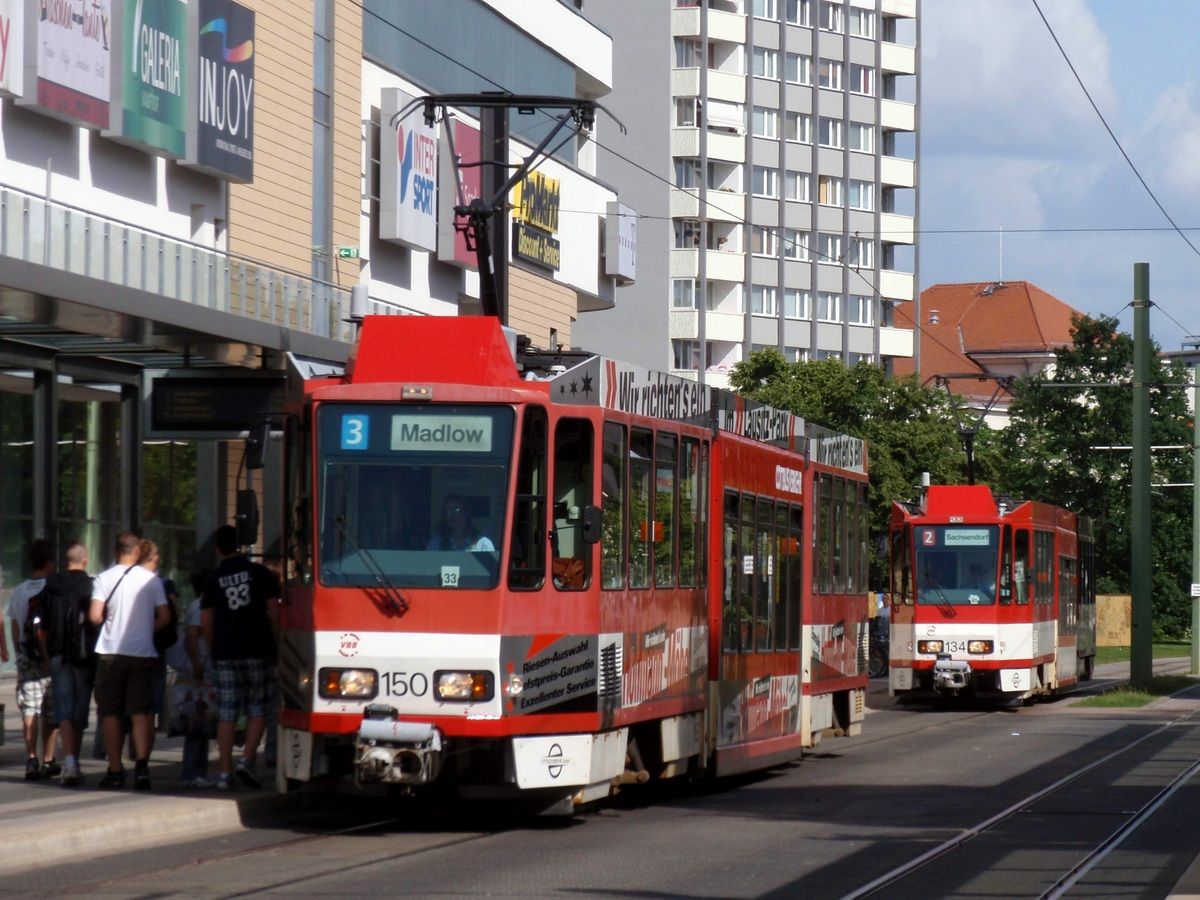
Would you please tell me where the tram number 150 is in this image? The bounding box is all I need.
[381,671,429,698]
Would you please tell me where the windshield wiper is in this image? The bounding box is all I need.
[923,571,957,618]
[333,515,409,617]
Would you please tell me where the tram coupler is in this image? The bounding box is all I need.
[355,705,443,786]
[932,654,971,692]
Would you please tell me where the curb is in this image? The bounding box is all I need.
[0,791,288,876]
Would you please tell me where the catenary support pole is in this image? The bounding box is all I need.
[1192,362,1199,674]
[1130,262,1153,689]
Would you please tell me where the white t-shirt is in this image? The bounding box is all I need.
[92,564,167,658]
[6,578,46,662]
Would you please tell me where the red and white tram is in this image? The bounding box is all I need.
[274,316,869,808]
[887,484,1096,702]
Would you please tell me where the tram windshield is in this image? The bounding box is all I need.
[316,403,514,589]
[913,525,999,606]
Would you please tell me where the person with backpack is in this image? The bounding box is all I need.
[36,541,97,786]
[6,539,60,780]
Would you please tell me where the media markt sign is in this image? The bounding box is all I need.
[511,170,561,272]
[184,0,255,182]
[106,0,188,157]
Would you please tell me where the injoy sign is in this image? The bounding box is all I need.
[185,0,255,181]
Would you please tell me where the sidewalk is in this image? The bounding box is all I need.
[0,670,282,876]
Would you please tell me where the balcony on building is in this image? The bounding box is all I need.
[670,187,747,223]
[879,324,915,358]
[881,99,915,132]
[670,247,746,282]
[879,268,915,302]
[881,0,916,17]
[881,41,916,76]
[880,212,915,245]
[672,3,746,44]
[881,155,915,188]
[670,307,745,344]
[671,127,746,164]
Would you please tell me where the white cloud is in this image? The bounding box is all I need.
[922,0,1116,161]
[1139,81,1200,200]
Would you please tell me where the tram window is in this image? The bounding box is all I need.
[817,475,833,593]
[739,496,755,652]
[999,524,1013,604]
[788,505,804,649]
[774,505,789,650]
[1014,529,1030,605]
[629,428,654,589]
[600,422,626,590]
[723,490,740,652]
[1036,531,1053,604]
[756,497,774,651]
[1058,555,1075,627]
[679,438,702,587]
[832,478,845,592]
[890,527,910,605]
[508,406,548,590]
[655,433,678,588]
[697,441,709,587]
[858,484,870,593]
[552,418,594,591]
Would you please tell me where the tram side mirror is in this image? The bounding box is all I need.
[245,421,271,470]
[581,505,602,544]
[235,489,259,547]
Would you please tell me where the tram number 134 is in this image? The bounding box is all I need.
[382,671,430,697]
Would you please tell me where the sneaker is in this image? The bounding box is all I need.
[40,759,61,779]
[98,769,127,790]
[61,761,82,788]
[133,761,151,791]
[234,759,261,789]
[186,776,215,790]
[215,773,233,792]
[24,757,42,781]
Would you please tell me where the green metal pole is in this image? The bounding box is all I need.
[1130,263,1153,689]
[1192,362,1199,674]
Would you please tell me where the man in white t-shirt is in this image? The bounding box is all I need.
[6,539,59,780]
[88,531,170,790]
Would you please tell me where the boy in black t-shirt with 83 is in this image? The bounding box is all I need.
[200,525,280,791]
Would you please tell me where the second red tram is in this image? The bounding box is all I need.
[274,316,869,808]
[887,484,1096,701]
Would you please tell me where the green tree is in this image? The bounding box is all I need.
[729,349,969,583]
[997,314,1193,637]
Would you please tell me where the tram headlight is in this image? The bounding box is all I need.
[917,640,944,654]
[318,667,378,699]
[968,640,994,654]
[435,671,494,702]
[504,673,524,697]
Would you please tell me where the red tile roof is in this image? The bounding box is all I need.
[892,281,1082,401]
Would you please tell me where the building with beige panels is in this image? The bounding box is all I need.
[0,0,627,608]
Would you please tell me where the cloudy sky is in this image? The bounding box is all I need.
[921,0,1200,350]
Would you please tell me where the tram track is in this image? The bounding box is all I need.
[841,683,1200,899]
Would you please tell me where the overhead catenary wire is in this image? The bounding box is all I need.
[352,0,1199,361]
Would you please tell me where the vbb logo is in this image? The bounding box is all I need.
[338,633,360,658]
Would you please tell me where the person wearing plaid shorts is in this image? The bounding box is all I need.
[201,525,280,791]
[7,539,59,780]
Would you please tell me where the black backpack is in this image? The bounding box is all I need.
[21,592,45,665]
[154,600,179,655]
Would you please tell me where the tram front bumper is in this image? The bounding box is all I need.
[932,655,972,692]
[355,707,443,786]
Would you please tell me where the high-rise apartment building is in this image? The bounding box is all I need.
[579,0,918,386]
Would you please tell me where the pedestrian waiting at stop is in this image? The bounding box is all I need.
[201,525,281,791]
[7,539,60,780]
[179,568,214,789]
[89,531,171,790]
[35,541,97,787]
